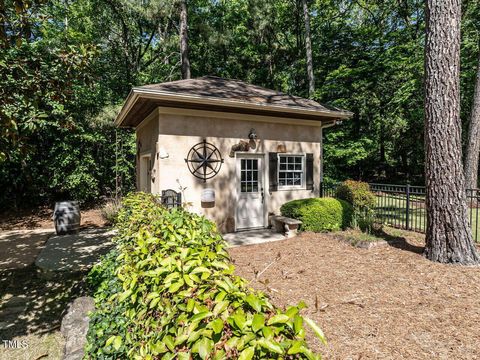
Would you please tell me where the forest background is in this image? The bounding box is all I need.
[1,0,479,209]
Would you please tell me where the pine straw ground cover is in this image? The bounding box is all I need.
[229,227,480,359]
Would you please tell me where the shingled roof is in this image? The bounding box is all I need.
[116,76,352,127]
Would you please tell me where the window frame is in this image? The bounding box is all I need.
[277,153,306,190]
[240,157,260,193]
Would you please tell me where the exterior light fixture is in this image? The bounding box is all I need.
[158,148,169,159]
[156,142,169,159]
[277,144,287,153]
[248,128,257,140]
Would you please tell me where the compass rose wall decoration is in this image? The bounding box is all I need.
[185,139,224,182]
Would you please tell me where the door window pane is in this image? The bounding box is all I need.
[240,158,259,193]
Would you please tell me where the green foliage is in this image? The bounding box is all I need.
[0,0,136,209]
[86,249,129,359]
[85,193,324,359]
[280,198,353,232]
[335,180,376,210]
[335,180,377,232]
[2,0,479,208]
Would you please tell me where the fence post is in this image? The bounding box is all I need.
[405,184,410,230]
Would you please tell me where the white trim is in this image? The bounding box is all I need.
[277,153,306,191]
[115,90,138,127]
[321,120,337,129]
[234,152,267,232]
[115,88,353,127]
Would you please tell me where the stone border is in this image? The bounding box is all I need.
[61,296,94,360]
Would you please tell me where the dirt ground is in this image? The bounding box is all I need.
[229,228,480,360]
[0,265,86,360]
[0,205,107,359]
[0,206,108,231]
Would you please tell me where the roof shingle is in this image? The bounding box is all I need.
[138,76,349,114]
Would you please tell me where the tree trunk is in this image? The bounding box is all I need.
[179,0,191,79]
[424,0,479,264]
[301,0,314,97]
[464,52,480,190]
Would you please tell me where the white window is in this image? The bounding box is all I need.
[278,154,305,188]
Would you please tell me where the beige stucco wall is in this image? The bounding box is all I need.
[136,108,323,233]
[136,111,159,193]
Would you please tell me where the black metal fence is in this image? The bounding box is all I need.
[321,182,480,242]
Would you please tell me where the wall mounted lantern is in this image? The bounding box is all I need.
[156,142,169,159]
[277,144,287,153]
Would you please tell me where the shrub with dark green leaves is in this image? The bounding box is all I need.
[335,180,376,210]
[280,197,353,232]
[335,180,377,232]
[85,249,129,360]
[85,192,325,359]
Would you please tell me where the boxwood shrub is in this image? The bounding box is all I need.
[84,192,325,359]
[280,197,353,232]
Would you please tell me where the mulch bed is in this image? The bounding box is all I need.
[229,229,480,359]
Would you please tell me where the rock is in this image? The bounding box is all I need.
[356,240,388,249]
[61,296,95,360]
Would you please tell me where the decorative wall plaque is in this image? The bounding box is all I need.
[185,139,224,182]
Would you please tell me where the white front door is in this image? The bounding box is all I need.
[236,154,265,230]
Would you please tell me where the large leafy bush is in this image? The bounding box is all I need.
[280,198,353,232]
[335,180,377,232]
[85,192,325,359]
[335,180,376,210]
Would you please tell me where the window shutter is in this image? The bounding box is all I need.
[269,152,278,192]
[306,153,314,191]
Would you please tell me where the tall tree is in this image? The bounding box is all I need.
[301,0,314,97]
[179,0,190,79]
[464,52,480,190]
[424,0,479,264]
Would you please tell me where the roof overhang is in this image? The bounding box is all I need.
[115,88,353,128]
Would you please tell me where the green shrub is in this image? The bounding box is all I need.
[280,197,353,232]
[85,192,325,359]
[85,249,129,360]
[335,180,377,232]
[335,180,376,210]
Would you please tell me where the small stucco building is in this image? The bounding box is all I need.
[115,76,351,233]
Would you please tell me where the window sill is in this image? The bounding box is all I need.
[277,186,307,191]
